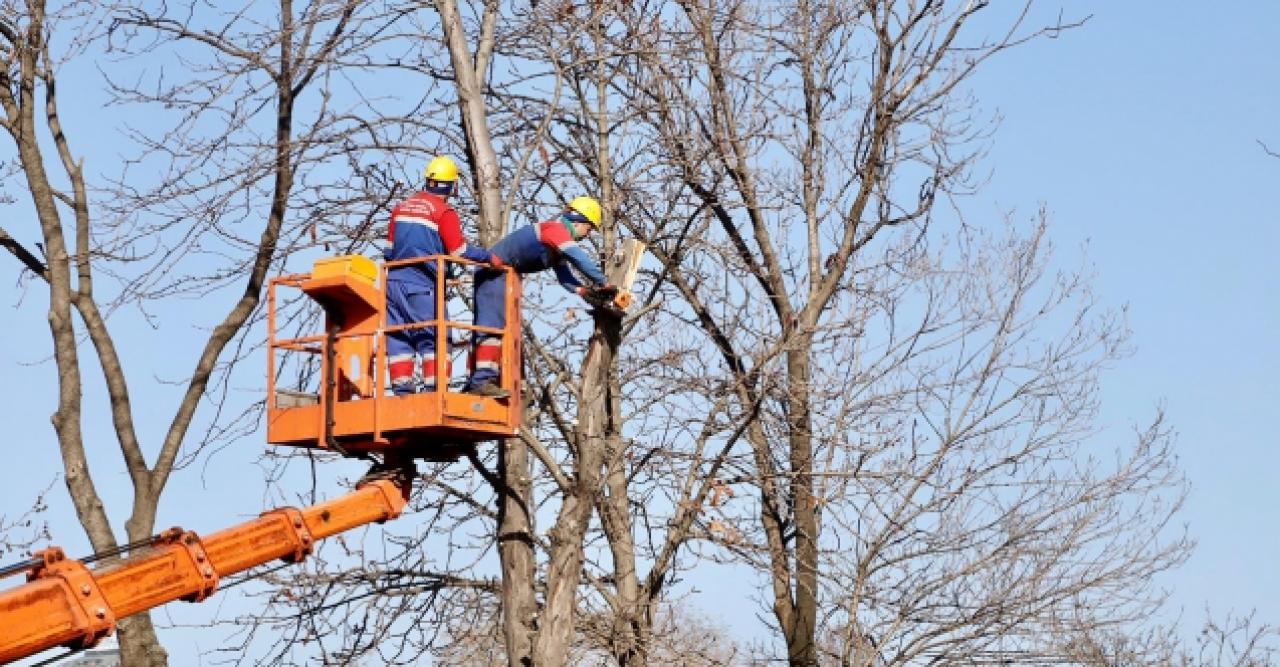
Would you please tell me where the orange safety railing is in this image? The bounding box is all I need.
[265,254,522,457]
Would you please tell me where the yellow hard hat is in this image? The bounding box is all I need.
[424,156,459,183]
[568,196,603,228]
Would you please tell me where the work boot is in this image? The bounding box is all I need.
[466,381,510,399]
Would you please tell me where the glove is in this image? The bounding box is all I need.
[489,254,505,269]
[578,286,609,307]
[595,283,619,296]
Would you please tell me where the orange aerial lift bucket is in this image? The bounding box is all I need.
[0,255,530,663]
[265,254,522,460]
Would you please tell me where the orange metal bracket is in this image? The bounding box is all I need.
[11,547,116,657]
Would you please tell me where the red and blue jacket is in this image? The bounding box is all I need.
[490,217,607,292]
[385,191,492,287]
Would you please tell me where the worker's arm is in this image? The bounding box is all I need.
[535,220,607,293]
[558,244,607,286]
[552,262,585,293]
[437,207,494,264]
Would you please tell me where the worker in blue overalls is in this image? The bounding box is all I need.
[384,156,496,394]
[464,196,616,398]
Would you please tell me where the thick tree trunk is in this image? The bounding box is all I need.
[785,346,819,667]
[745,416,798,650]
[531,247,631,662]
[533,323,615,665]
[600,426,647,667]
[498,435,537,667]
[434,3,538,663]
[533,476,599,666]
[116,499,167,665]
[116,615,169,666]
[2,9,171,664]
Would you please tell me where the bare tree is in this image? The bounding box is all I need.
[426,596,742,666]
[598,1,1192,665]
[251,3,1199,666]
[0,1,399,662]
[798,220,1188,665]
[1058,610,1280,667]
[1,3,172,660]
[528,4,787,663]
[0,2,1209,665]
[420,2,680,664]
[1176,613,1279,667]
[208,1,745,662]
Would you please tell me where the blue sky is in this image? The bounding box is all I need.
[2,2,1278,663]
[968,1,1280,628]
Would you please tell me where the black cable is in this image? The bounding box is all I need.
[81,533,165,566]
[218,562,293,592]
[0,557,40,579]
[32,647,83,666]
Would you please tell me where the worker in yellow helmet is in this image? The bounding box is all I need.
[464,196,616,398]
[384,156,497,395]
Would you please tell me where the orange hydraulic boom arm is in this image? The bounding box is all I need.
[0,478,408,664]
